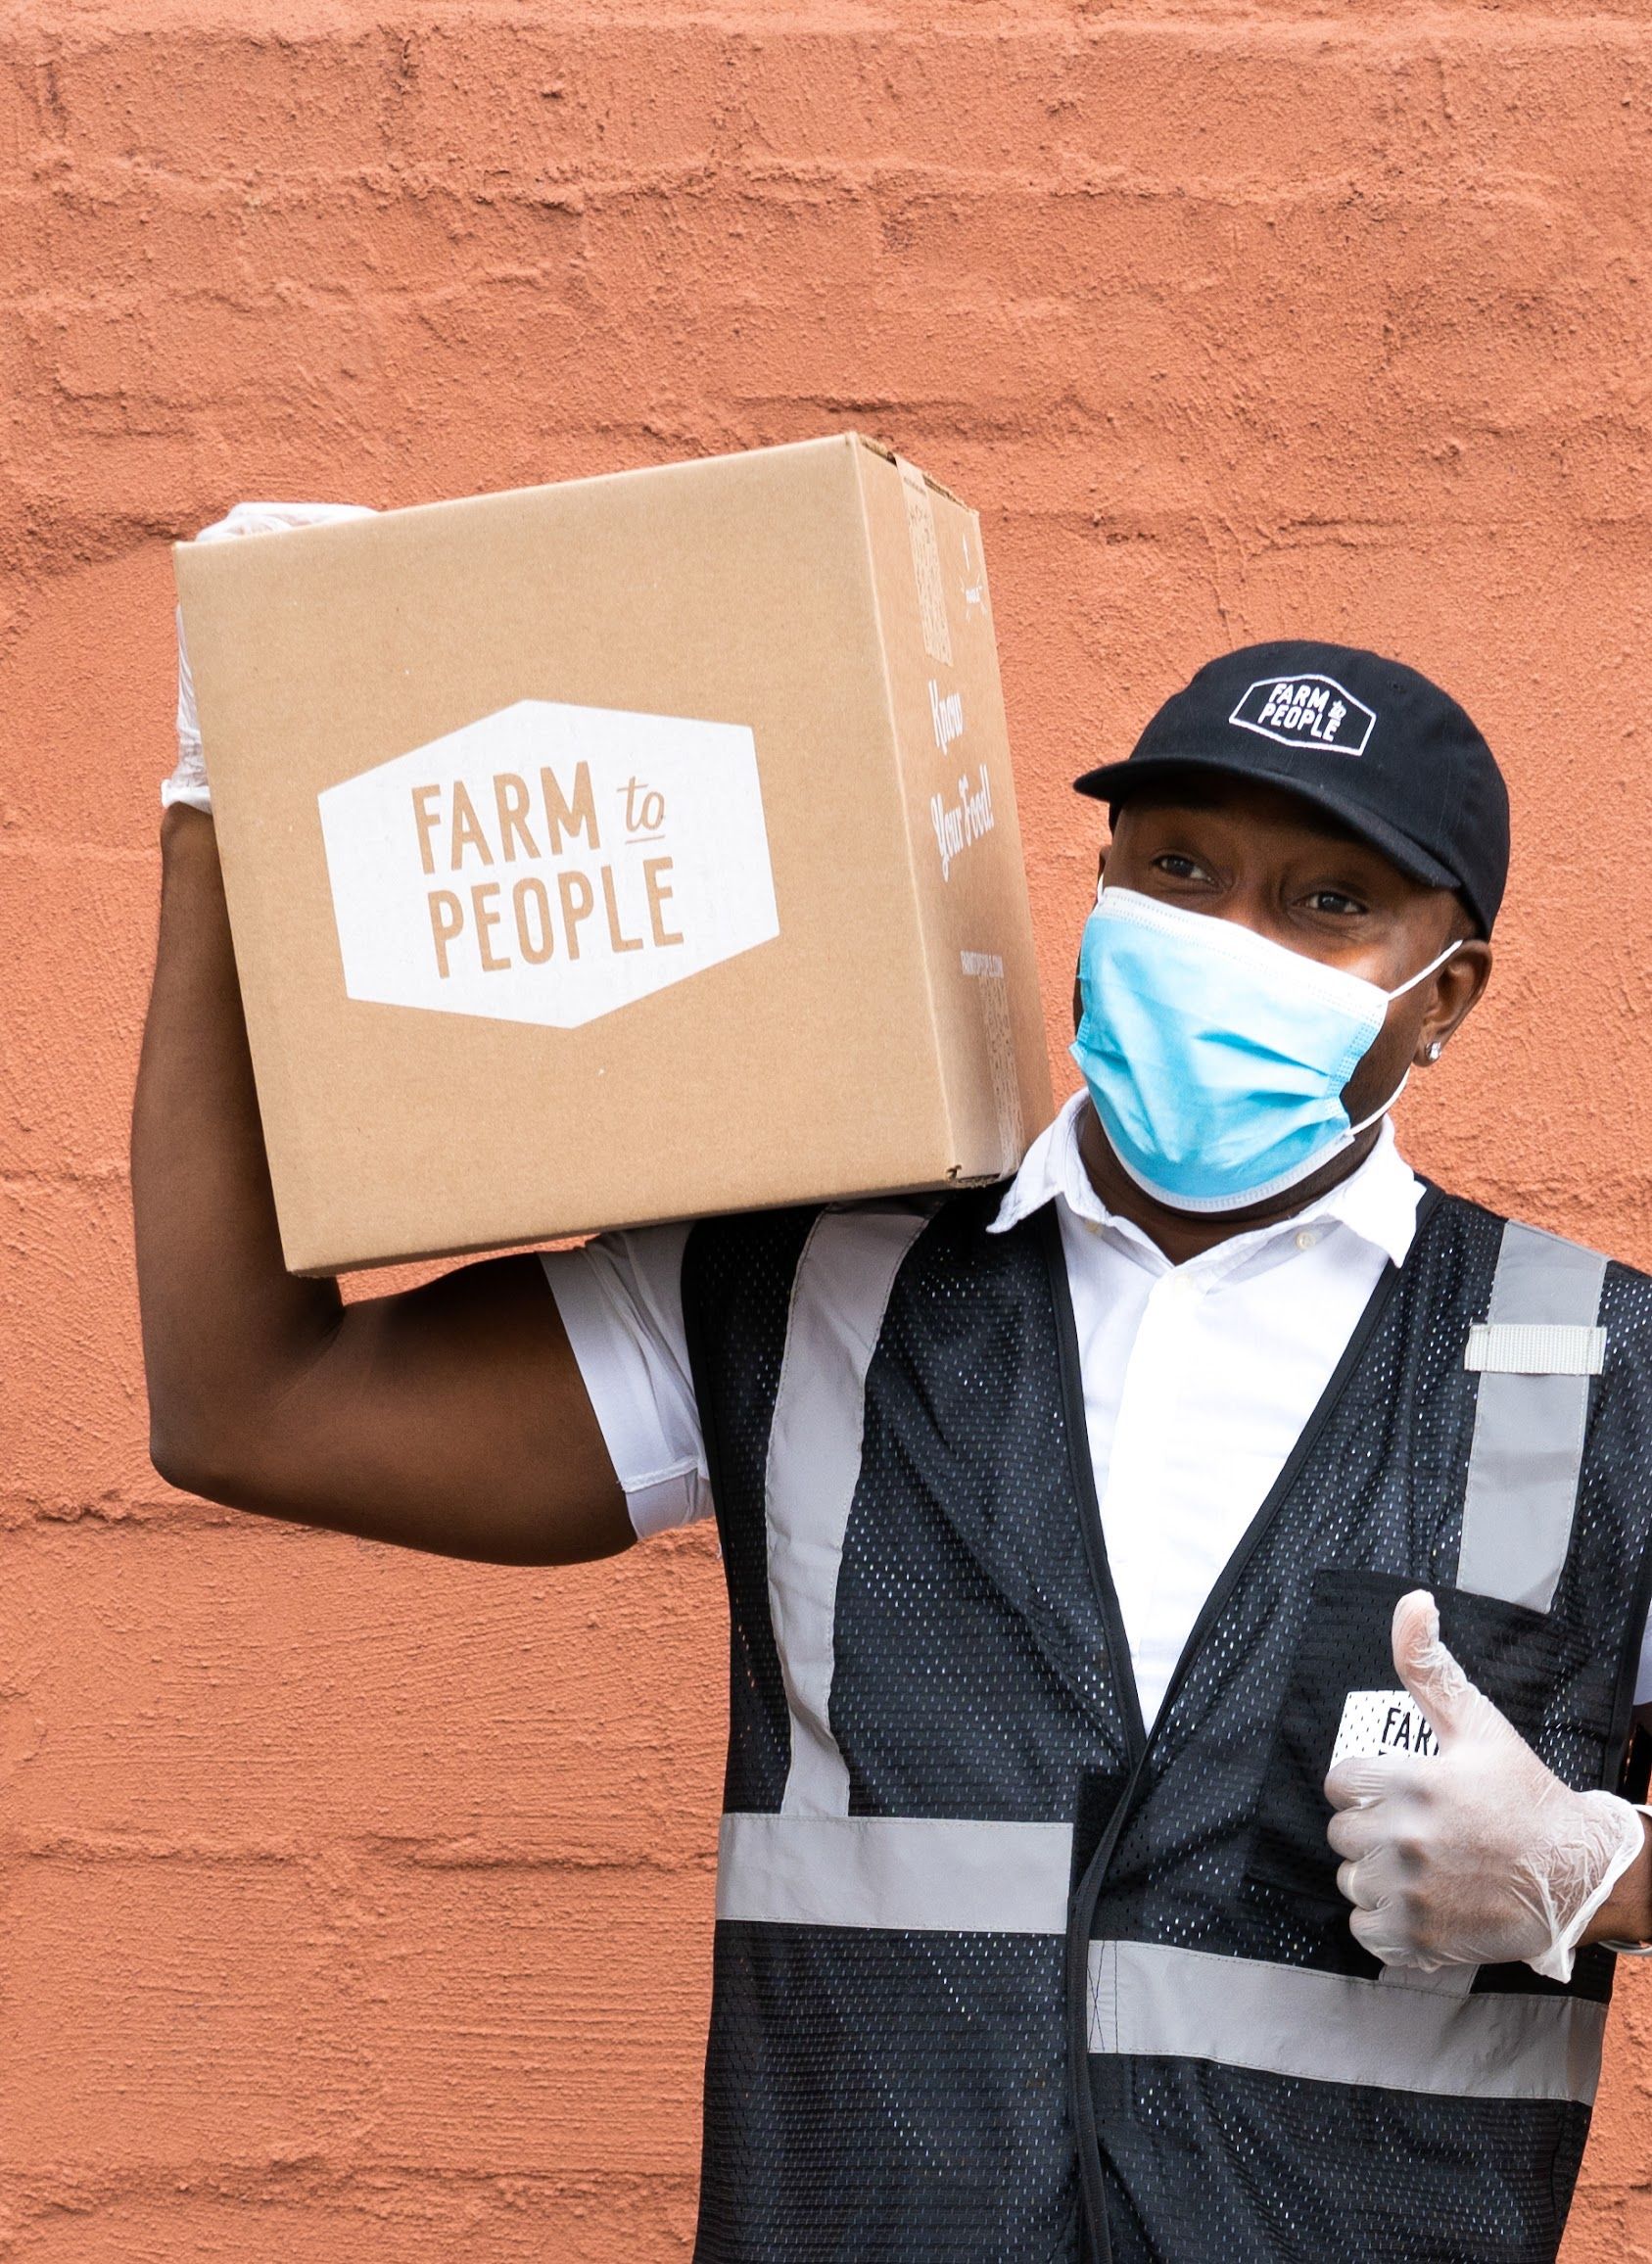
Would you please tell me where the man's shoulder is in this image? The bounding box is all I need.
[1422,1183,1652,1331]
[682,1186,1017,1304]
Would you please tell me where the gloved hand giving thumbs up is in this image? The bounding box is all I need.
[1324,1589,1650,1981]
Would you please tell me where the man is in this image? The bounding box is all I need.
[133,516,1652,2260]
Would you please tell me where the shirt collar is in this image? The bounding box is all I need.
[989,1091,1422,1272]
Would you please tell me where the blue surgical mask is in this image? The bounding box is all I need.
[1070,885,1459,1215]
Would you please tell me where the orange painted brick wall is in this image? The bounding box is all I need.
[5,4,1652,2255]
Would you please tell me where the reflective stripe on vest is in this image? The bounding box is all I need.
[1087,1940,1605,2105]
[717,1814,1072,1933]
[1458,1221,1609,1613]
[721,1202,1082,1931]
[764,1204,933,1816]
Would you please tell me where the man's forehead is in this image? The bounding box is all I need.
[1112,769,1376,851]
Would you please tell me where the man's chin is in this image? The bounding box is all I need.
[1075,1096,1378,1233]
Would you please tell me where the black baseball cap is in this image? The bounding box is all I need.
[1074,639,1510,936]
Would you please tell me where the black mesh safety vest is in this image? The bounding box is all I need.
[680,1182,1652,2264]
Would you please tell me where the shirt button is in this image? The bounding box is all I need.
[1295,1228,1320,1251]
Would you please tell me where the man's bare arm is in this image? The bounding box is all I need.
[1588,1704,1652,1947]
[132,807,633,1566]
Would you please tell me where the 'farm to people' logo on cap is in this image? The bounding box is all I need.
[1230,674,1376,757]
[317,698,779,1029]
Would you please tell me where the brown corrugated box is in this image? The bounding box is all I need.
[173,434,1053,1274]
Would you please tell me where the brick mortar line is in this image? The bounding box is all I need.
[9,495,1652,530]
[0,1165,132,1186]
[0,2161,701,2206]
[0,1502,234,1527]
[0,1832,720,1869]
[20,409,1631,449]
[0,162,1619,208]
[0,839,153,865]
[18,409,1652,453]
[3,10,1651,56]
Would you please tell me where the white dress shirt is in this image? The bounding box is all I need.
[543,1095,1652,1719]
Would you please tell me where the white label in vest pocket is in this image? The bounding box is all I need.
[317,698,779,1030]
[1331,1689,1443,1769]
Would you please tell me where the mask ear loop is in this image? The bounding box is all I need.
[1347,1077,1411,1138]
[1386,936,1463,1002]
[1347,939,1464,1136]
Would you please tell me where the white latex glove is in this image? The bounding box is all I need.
[165,500,375,814]
[1324,1588,1648,1982]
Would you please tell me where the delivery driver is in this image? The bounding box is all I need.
[135,505,1652,2263]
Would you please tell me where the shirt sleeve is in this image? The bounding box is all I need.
[542,1224,712,1539]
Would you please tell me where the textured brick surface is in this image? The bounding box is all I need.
[6,2,1652,2253]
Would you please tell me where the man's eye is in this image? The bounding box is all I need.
[1306,889,1366,917]
[1152,853,1209,881]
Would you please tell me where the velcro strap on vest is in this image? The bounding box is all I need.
[1464,1322,1607,1376]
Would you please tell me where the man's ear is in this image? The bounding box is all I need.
[1079,833,1110,1031]
[1415,937,1492,1065]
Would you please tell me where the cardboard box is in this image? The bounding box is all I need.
[174,434,1053,1274]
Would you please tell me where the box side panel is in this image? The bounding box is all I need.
[175,538,362,1274]
[174,438,951,1272]
[853,448,1054,1184]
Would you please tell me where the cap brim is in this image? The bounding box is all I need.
[1072,751,1461,897]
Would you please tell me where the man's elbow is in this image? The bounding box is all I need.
[147,1402,260,1507]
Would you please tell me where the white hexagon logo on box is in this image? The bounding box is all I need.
[317,698,779,1028]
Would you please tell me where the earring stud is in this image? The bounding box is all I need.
[1425,1041,1443,1062]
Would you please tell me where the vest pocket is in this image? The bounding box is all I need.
[1245,1566,1567,1912]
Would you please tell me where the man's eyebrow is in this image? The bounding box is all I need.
[1123,782,1373,854]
